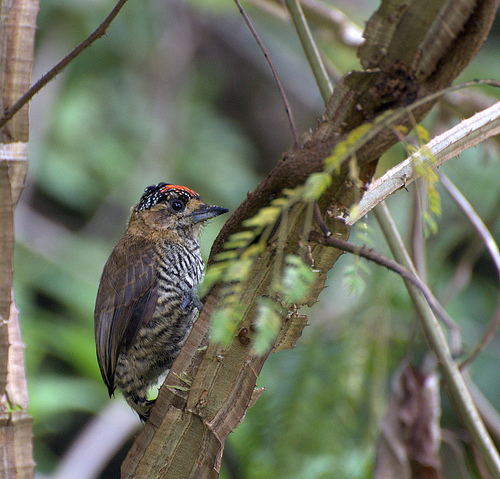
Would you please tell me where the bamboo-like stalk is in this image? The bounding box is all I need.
[0,0,39,477]
[284,0,332,104]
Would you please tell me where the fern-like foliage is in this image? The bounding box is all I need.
[202,99,451,354]
[343,220,375,295]
[407,123,442,236]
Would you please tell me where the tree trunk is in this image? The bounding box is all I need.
[0,0,39,477]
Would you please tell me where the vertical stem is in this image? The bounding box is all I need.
[374,202,500,478]
[284,0,333,104]
[233,0,300,148]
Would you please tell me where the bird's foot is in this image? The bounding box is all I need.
[133,398,156,423]
[180,288,202,311]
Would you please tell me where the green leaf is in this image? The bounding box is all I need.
[415,160,439,183]
[303,172,332,201]
[229,230,257,242]
[240,242,266,259]
[224,257,254,283]
[199,262,227,296]
[223,230,256,250]
[324,123,373,170]
[343,259,371,295]
[210,304,247,346]
[279,255,316,304]
[354,220,375,246]
[252,298,282,355]
[423,210,439,237]
[428,184,441,217]
[213,250,240,262]
[415,123,430,144]
[243,206,282,228]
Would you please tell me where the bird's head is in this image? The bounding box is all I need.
[127,183,228,241]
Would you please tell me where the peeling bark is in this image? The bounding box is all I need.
[0,0,39,477]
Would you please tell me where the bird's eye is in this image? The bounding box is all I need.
[170,198,185,212]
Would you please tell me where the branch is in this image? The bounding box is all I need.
[346,99,500,225]
[0,0,131,130]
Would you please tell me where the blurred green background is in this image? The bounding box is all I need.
[15,0,500,477]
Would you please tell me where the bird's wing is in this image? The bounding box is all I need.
[94,237,159,395]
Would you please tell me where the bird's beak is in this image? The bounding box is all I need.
[191,204,228,224]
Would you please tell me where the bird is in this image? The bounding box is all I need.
[94,182,228,420]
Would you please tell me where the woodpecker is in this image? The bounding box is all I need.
[94,183,228,419]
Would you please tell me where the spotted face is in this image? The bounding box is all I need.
[137,183,200,211]
[128,182,227,241]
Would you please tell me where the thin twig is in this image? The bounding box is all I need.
[443,196,500,302]
[312,204,462,351]
[313,202,330,237]
[438,173,500,369]
[439,173,500,284]
[0,0,131,130]
[284,0,332,104]
[234,0,300,148]
[465,301,500,369]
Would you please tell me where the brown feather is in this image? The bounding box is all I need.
[94,236,159,395]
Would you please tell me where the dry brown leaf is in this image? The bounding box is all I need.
[375,363,441,479]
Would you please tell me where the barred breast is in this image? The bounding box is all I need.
[114,239,204,414]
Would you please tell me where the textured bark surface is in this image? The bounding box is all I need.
[0,0,39,142]
[0,0,39,477]
[122,1,499,477]
[0,159,12,397]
